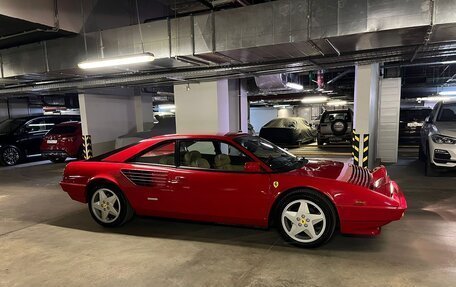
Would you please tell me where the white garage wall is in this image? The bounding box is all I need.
[250,108,277,133]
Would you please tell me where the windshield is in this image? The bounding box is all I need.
[400,109,431,122]
[234,135,307,172]
[0,118,27,134]
[437,103,456,122]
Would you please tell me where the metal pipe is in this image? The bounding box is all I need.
[326,69,354,84]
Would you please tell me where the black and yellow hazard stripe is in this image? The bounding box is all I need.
[352,130,360,166]
[82,135,93,160]
[362,134,369,168]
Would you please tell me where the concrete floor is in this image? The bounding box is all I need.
[0,158,455,287]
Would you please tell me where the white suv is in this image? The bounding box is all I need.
[420,101,456,176]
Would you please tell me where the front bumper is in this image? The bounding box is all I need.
[428,139,456,168]
[338,181,407,236]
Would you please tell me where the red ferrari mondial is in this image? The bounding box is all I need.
[61,134,407,247]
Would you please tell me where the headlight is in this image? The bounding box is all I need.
[431,134,456,144]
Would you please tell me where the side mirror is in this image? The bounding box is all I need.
[424,116,431,123]
[244,162,262,172]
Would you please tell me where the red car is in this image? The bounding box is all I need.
[60,134,407,247]
[41,121,83,163]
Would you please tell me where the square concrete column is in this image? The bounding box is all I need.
[174,79,247,134]
[133,88,154,132]
[353,63,380,168]
[79,88,137,158]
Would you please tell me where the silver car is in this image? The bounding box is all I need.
[420,101,456,176]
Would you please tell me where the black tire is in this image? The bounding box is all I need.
[317,136,324,146]
[425,145,440,177]
[49,157,66,163]
[0,145,22,166]
[88,184,134,227]
[276,189,337,248]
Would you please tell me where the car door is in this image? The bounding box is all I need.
[16,117,54,155]
[120,140,184,217]
[170,139,271,226]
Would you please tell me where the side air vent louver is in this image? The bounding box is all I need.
[348,165,372,188]
[121,169,154,186]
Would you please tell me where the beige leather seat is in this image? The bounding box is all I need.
[159,156,174,165]
[183,151,211,168]
[214,154,244,171]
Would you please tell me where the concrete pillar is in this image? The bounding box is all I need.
[133,89,154,132]
[174,79,246,134]
[353,63,380,169]
[79,88,136,157]
[239,79,249,133]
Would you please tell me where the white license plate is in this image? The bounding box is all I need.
[47,140,58,144]
[407,122,423,128]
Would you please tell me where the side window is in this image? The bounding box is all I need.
[179,140,214,169]
[217,142,252,171]
[25,118,50,133]
[179,140,252,171]
[133,141,175,165]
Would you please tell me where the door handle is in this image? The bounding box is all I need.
[168,176,185,184]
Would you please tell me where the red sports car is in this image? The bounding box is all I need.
[60,134,407,247]
[41,121,83,163]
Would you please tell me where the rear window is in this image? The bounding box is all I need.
[49,125,78,134]
[321,112,351,123]
[400,109,431,122]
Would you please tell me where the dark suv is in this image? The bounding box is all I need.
[0,115,80,166]
[317,109,353,145]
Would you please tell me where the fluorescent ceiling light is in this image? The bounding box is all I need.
[327,100,347,106]
[440,60,456,65]
[286,82,303,90]
[417,96,451,102]
[301,96,328,104]
[273,104,291,108]
[78,53,154,69]
[159,104,176,110]
[438,91,456,96]
[321,90,334,93]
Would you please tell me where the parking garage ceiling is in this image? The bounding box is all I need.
[1,0,456,97]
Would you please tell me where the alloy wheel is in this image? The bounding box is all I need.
[281,199,326,243]
[2,147,20,166]
[91,188,121,223]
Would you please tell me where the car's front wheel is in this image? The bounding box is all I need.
[88,185,134,227]
[277,190,337,248]
[0,145,22,166]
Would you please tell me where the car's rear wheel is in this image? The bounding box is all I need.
[88,185,134,227]
[276,190,337,248]
[0,146,22,166]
